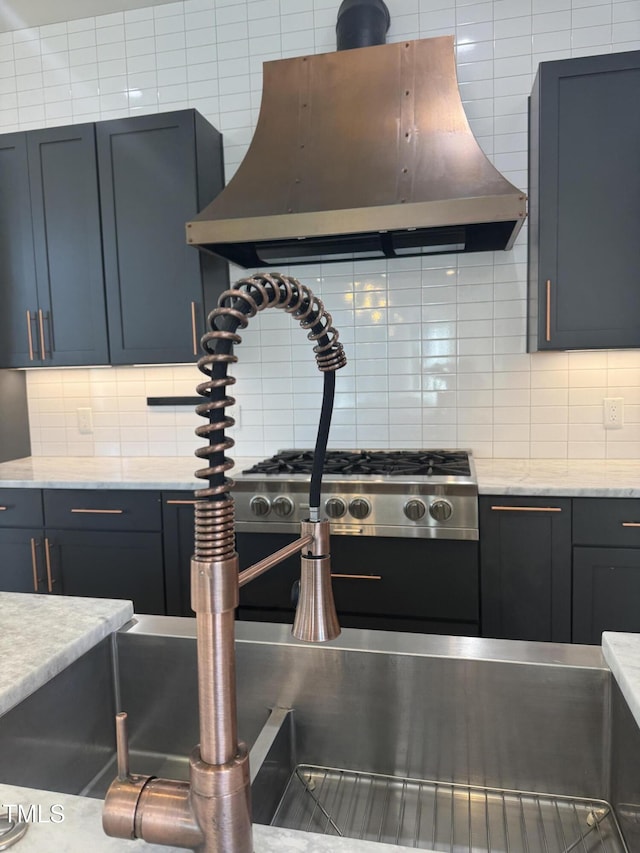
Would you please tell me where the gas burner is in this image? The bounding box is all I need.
[243,449,471,477]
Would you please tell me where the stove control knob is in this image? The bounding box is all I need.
[250,496,271,517]
[429,499,453,522]
[404,499,426,521]
[349,497,371,520]
[325,497,347,519]
[272,496,295,518]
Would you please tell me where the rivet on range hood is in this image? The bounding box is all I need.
[186,3,527,268]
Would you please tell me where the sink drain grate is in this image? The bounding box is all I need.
[271,765,628,853]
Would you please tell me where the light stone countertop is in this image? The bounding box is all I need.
[2,456,640,496]
[0,593,132,716]
[602,632,640,730]
[474,458,640,497]
[0,785,424,853]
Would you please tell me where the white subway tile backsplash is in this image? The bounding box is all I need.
[1,0,631,459]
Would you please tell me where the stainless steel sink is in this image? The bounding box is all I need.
[0,617,638,853]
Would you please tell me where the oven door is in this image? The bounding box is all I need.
[236,531,479,636]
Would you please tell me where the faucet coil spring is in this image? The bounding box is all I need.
[194,273,344,489]
[193,273,346,558]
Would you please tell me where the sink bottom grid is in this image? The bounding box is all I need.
[270,765,628,853]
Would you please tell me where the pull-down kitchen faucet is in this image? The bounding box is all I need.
[102,273,346,852]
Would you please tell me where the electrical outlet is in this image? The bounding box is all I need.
[77,407,93,434]
[603,397,624,430]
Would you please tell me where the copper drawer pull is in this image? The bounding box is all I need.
[191,302,198,356]
[491,505,562,512]
[166,500,198,505]
[70,508,124,514]
[0,507,7,511]
[545,279,551,342]
[622,522,640,528]
[44,537,54,593]
[38,308,46,360]
[30,538,38,592]
[331,573,382,581]
[26,310,34,361]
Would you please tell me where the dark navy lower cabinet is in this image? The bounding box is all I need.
[572,498,640,643]
[45,529,165,615]
[573,547,640,644]
[162,492,198,617]
[0,488,166,615]
[0,529,46,593]
[0,489,45,593]
[480,496,572,642]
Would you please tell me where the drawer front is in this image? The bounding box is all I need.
[43,489,161,531]
[0,489,43,528]
[574,498,640,547]
[237,533,479,624]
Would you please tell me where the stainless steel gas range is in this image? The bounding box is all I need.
[234,449,478,541]
[233,450,480,636]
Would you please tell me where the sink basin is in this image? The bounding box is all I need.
[0,616,638,853]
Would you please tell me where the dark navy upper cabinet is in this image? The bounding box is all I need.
[97,110,228,365]
[0,133,40,367]
[528,50,640,351]
[0,110,226,368]
[27,124,109,366]
[0,126,109,368]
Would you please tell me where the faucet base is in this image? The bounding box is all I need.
[190,743,252,853]
[102,744,252,853]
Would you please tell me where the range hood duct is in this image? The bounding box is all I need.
[187,10,526,268]
[336,0,390,51]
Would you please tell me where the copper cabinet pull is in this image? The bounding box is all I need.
[545,279,551,342]
[70,507,124,514]
[26,310,35,360]
[490,505,562,512]
[331,573,382,580]
[0,506,7,511]
[30,538,39,592]
[38,309,46,360]
[44,537,54,593]
[191,302,198,356]
[166,499,198,505]
[622,522,640,528]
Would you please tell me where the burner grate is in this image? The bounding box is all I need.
[243,450,471,477]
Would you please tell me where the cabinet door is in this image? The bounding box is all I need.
[480,497,572,642]
[529,51,640,351]
[47,529,165,615]
[27,124,109,366]
[97,110,227,365]
[0,132,38,367]
[162,493,198,617]
[573,547,640,644]
[0,529,45,593]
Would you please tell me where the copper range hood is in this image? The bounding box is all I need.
[187,6,526,268]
